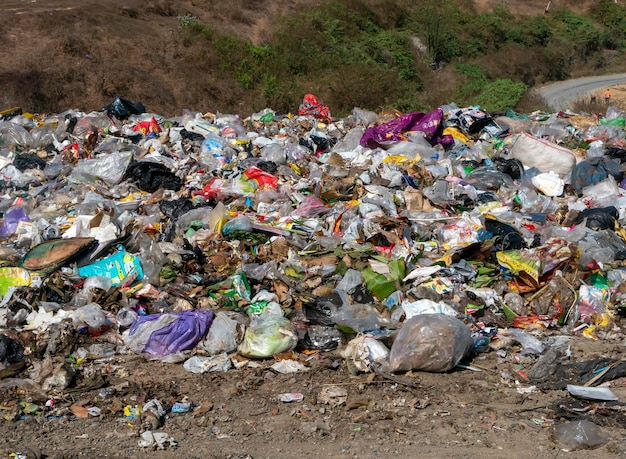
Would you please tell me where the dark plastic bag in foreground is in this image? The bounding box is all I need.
[0,333,25,365]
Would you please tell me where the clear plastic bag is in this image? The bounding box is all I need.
[497,328,545,355]
[552,420,609,451]
[202,311,244,355]
[331,303,390,334]
[69,151,133,186]
[387,314,473,372]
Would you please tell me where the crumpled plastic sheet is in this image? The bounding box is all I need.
[124,310,214,359]
[360,108,453,149]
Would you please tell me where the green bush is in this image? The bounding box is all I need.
[455,63,488,101]
[166,0,626,116]
[473,79,528,113]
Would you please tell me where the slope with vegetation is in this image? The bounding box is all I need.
[0,0,624,116]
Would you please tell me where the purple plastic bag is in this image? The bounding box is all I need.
[126,310,214,358]
[360,108,453,150]
[0,207,29,236]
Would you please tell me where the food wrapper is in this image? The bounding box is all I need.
[78,245,144,287]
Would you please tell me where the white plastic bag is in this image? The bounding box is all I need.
[201,311,243,355]
[508,133,576,177]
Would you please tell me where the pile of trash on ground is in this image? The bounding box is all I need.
[2,94,626,450]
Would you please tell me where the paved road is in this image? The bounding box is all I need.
[538,73,626,111]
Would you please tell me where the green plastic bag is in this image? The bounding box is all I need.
[238,315,297,358]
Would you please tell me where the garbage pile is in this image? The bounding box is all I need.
[3,95,626,448]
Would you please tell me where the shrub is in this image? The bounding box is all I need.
[473,79,528,113]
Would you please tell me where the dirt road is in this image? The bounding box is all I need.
[538,73,626,111]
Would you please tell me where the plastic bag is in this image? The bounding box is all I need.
[101,97,145,119]
[0,333,25,366]
[201,311,244,355]
[124,160,182,192]
[72,303,110,335]
[552,420,609,452]
[300,325,343,351]
[360,108,453,149]
[387,314,473,373]
[14,152,46,171]
[0,207,29,236]
[531,171,564,197]
[571,158,622,194]
[331,303,389,334]
[568,273,611,335]
[261,143,287,164]
[576,206,618,231]
[341,336,389,372]
[497,328,545,355]
[352,108,378,127]
[508,133,576,177]
[237,314,297,359]
[183,354,232,373]
[298,94,331,121]
[124,310,214,360]
[484,218,525,251]
[400,299,459,319]
[0,267,32,300]
[336,269,363,294]
[77,245,144,288]
[437,215,483,249]
[69,151,133,187]
[303,292,343,326]
[292,194,329,217]
[128,232,167,286]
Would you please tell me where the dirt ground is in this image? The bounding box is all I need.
[2,333,626,458]
[2,1,626,458]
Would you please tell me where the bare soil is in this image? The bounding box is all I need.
[2,333,626,459]
[2,1,626,459]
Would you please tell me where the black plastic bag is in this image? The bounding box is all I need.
[493,157,524,180]
[0,334,25,365]
[484,218,526,250]
[300,325,343,351]
[101,97,146,120]
[14,153,46,171]
[125,161,182,193]
[303,292,343,326]
[159,199,195,219]
[570,158,623,193]
[577,206,618,231]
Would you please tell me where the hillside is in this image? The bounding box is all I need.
[0,0,619,117]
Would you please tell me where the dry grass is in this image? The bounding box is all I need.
[571,85,626,114]
[472,0,598,15]
[514,89,552,113]
[0,0,621,116]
